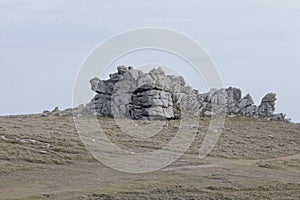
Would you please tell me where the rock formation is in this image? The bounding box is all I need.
[258,93,276,115]
[87,66,287,121]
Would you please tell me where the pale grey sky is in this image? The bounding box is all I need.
[0,0,299,121]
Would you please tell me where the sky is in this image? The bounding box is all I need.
[0,0,299,121]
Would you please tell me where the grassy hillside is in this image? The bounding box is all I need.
[0,114,299,199]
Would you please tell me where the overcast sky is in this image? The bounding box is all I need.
[0,0,299,121]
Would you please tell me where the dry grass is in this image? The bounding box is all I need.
[76,183,300,200]
[1,115,299,164]
[0,114,300,199]
[0,115,94,164]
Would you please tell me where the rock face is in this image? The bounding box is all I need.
[258,93,276,115]
[87,66,287,121]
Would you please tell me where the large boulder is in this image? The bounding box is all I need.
[237,94,256,115]
[237,93,254,109]
[258,93,277,115]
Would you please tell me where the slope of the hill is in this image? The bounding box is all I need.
[0,114,299,199]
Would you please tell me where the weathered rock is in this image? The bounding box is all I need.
[268,113,286,121]
[168,75,185,93]
[237,94,254,109]
[90,78,101,92]
[87,66,287,121]
[209,89,228,106]
[258,93,277,115]
[226,87,242,104]
[131,89,173,120]
[117,65,128,75]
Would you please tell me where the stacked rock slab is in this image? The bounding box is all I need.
[87,66,287,121]
[131,90,173,120]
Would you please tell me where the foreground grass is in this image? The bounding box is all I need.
[0,115,94,164]
[79,183,300,200]
[1,115,299,164]
[0,114,300,199]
